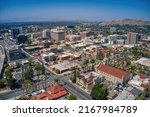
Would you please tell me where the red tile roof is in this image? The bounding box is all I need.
[99,49,110,54]
[140,74,145,79]
[85,78,93,84]
[49,90,68,100]
[32,85,68,100]
[32,92,51,100]
[47,85,65,94]
[98,64,130,79]
[140,83,148,88]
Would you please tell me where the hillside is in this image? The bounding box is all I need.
[100,19,150,26]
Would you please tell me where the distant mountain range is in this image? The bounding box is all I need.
[100,19,150,26]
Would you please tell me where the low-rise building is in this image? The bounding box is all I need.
[80,31,94,38]
[41,52,56,63]
[128,75,150,91]
[114,89,135,100]
[97,64,131,84]
[32,85,68,100]
[77,72,103,92]
[39,40,52,48]
[71,43,87,49]
[49,61,80,74]
[134,57,150,68]
[86,45,97,53]
[126,86,142,97]
[40,46,58,54]
[107,90,118,100]
[57,54,70,62]
[66,34,81,41]
[114,86,142,100]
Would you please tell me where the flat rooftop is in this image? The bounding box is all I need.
[50,61,80,71]
[6,45,20,50]
[51,29,64,33]
[114,90,135,100]
[134,57,150,67]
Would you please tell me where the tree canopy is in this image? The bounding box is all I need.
[68,94,77,100]
[0,79,5,88]
[90,84,107,100]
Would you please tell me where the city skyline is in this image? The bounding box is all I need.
[0,0,150,23]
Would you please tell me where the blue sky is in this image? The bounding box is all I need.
[0,0,150,22]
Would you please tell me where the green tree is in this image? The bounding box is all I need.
[135,94,145,100]
[126,59,131,66]
[22,80,32,89]
[5,65,12,77]
[4,65,18,89]
[35,64,42,75]
[0,79,5,88]
[68,94,77,100]
[7,78,18,89]
[22,70,29,80]
[136,85,150,100]
[35,64,42,90]
[144,85,150,98]
[91,59,96,64]
[18,95,28,100]
[130,65,136,73]
[71,67,80,82]
[90,84,108,100]
[22,69,32,80]
[55,69,60,74]
[106,53,110,58]
[28,58,33,66]
[83,59,89,65]
[54,78,59,83]
[70,76,76,83]
[97,53,104,60]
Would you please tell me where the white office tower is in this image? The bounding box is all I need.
[42,29,50,38]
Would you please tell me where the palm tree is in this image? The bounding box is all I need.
[35,64,42,90]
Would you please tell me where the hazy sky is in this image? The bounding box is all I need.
[0,0,150,22]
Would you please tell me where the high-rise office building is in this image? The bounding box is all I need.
[11,27,22,39]
[127,32,141,44]
[51,29,65,41]
[42,29,50,38]
[5,45,25,61]
[16,34,28,44]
